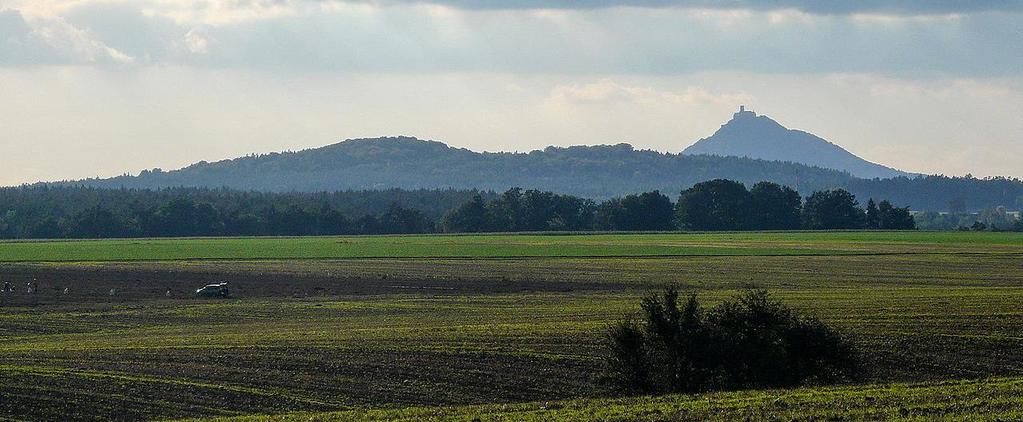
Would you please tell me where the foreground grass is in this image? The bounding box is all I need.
[214,377,1023,421]
[0,231,1020,262]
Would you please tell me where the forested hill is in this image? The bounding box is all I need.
[683,108,910,179]
[59,137,852,196]
[53,137,1023,211]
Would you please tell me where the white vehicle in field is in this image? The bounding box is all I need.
[195,282,229,298]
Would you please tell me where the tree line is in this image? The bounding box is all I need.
[0,186,479,239]
[0,180,921,239]
[441,179,916,232]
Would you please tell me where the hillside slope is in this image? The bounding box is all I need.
[683,107,909,179]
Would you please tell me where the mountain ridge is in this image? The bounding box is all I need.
[683,107,911,179]
[47,135,1023,212]
[69,136,856,195]
[36,108,1023,211]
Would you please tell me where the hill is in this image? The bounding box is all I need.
[683,107,910,179]
[53,136,1023,211]
[60,137,853,197]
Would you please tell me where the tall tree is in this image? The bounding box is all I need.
[69,206,134,238]
[441,194,490,233]
[144,198,222,237]
[748,182,802,230]
[595,191,675,231]
[802,189,866,230]
[378,204,433,234]
[676,179,751,231]
[622,191,675,231]
[876,200,915,230]
[594,197,626,231]
[865,199,880,229]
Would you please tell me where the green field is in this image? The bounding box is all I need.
[0,231,1021,420]
[215,377,1023,421]
[2,231,1021,262]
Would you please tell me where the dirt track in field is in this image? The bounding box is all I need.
[0,263,624,306]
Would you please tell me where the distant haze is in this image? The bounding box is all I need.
[0,1,1021,185]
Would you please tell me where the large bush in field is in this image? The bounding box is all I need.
[604,287,858,394]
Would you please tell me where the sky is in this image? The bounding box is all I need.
[0,0,1021,186]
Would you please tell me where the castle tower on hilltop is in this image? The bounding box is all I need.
[734,105,756,119]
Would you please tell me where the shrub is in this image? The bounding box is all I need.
[604,286,858,394]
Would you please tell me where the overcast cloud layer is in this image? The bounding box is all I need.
[367,0,1023,14]
[0,0,1021,185]
[4,1,1023,76]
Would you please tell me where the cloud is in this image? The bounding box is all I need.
[0,8,134,65]
[32,16,136,64]
[363,0,1023,15]
[0,9,46,64]
[182,28,210,54]
[15,1,1021,20]
[546,79,751,107]
[0,0,1021,77]
[139,0,311,25]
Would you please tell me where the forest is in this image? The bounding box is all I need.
[0,180,944,239]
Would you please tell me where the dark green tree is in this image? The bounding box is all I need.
[317,204,351,235]
[622,191,675,231]
[267,205,318,236]
[598,191,676,231]
[378,204,433,234]
[479,188,594,232]
[441,194,490,233]
[69,206,133,238]
[354,214,381,234]
[144,198,222,237]
[876,200,915,230]
[28,217,63,239]
[487,188,523,231]
[748,182,802,230]
[594,197,626,231]
[802,189,866,230]
[223,211,263,236]
[676,179,751,231]
[865,199,880,229]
